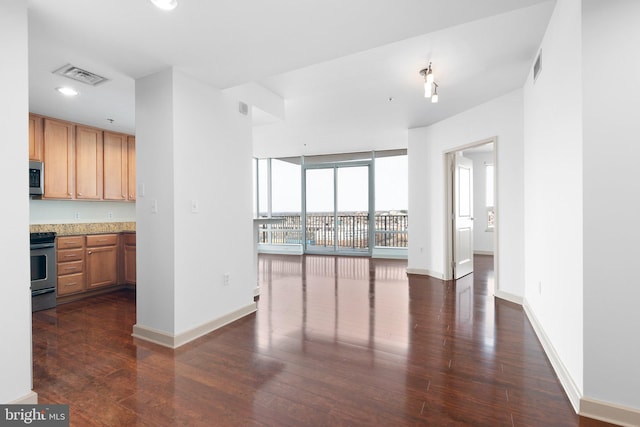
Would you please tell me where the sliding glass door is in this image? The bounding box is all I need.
[303,161,372,255]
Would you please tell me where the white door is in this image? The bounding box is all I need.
[454,154,474,279]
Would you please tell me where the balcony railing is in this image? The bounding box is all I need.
[258,213,408,248]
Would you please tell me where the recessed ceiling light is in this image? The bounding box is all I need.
[150,0,177,10]
[56,87,78,97]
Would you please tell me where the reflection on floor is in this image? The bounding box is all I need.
[32,254,613,426]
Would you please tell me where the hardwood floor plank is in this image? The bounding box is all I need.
[32,254,617,426]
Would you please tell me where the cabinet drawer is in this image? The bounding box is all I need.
[86,234,118,247]
[57,235,84,249]
[58,248,83,262]
[57,260,83,276]
[57,273,84,295]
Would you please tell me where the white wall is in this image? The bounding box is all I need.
[522,0,584,399]
[135,68,176,334]
[30,200,135,224]
[582,0,640,410]
[172,69,254,334]
[0,0,34,403]
[464,151,495,254]
[408,89,524,298]
[253,98,407,159]
[135,68,254,339]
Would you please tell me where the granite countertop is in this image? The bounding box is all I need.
[30,222,136,236]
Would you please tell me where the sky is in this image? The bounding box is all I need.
[257,155,408,214]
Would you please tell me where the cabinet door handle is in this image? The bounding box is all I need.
[65,282,77,286]
[88,251,92,255]
[64,254,76,258]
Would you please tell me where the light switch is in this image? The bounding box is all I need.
[151,200,158,213]
[191,200,199,213]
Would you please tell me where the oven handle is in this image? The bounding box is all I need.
[30,242,55,250]
[31,288,55,297]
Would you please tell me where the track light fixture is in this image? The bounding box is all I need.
[419,62,439,102]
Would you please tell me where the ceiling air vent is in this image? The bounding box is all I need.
[53,64,109,86]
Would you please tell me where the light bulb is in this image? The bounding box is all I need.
[56,87,78,96]
[150,0,177,10]
[426,71,434,86]
[424,82,432,98]
[431,83,439,103]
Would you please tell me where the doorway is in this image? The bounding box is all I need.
[302,161,373,255]
[445,139,497,284]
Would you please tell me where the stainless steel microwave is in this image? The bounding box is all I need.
[29,161,43,195]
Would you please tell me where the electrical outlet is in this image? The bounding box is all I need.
[223,273,230,286]
[191,200,199,213]
[538,281,542,295]
[107,211,113,219]
[151,200,158,214]
[74,212,80,220]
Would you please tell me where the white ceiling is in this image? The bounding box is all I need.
[27,0,555,147]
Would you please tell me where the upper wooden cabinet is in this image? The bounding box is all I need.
[43,118,75,199]
[103,131,129,201]
[75,126,104,200]
[29,114,44,162]
[127,136,136,201]
[31,114,135,202]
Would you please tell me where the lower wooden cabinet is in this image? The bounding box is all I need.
[57,236,84,296]
[86,234,118,289]
[56,232,135,300]
[123,234,136,285]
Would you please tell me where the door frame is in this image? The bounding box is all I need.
[444,137,498,289]
[302,160,374,256]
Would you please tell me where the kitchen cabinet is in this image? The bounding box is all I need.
[55,232,136,302]
[30,113,135,202]
[103,131,129,201]
[123,233,136,285]
[75,126,104,200]
[127,136,136,201]
[43,118,75,199]
[86,234,118,289]
[57,235,85,296]
[29,114,44,162]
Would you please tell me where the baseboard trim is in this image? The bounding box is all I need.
[257,244,303,255]
[372,247,408,260]
[580,397,640,427]
[522,300,582,413]
[474,250,494,256]
[9,391,38,404]
[132,302,257,349]
[494,290,523,305]
[405,268,444,280]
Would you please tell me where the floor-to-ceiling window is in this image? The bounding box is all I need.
[304,161,372,255]
[255,149,408,256]
[374,152,408,248]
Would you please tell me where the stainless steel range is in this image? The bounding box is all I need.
[30,231,57,312]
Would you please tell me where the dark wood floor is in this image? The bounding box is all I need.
[32,254,616,426]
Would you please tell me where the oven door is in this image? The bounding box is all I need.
[30,244,57,292]
[31,244,57,312]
